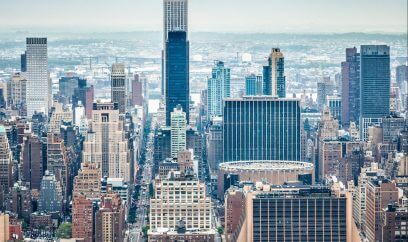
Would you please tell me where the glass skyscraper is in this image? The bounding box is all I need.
[223,96,301,162]
[165,31,189,126]
[207,61,230,118]
[262,48,286,98]
[360,45,390,140]
[341,47,360,126]
[245,74,262,96]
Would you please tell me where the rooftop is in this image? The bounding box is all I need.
[219,160,314,171]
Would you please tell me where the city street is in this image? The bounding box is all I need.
[128,116,156,242]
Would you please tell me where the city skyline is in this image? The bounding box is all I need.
[0,0,407,33]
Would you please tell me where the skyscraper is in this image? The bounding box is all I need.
[245,74,262,96]
[341,47,360,126]
[162,0,188,96]
[0,126,12,194]
[396,64,407,85]
[360,45,390,141]
[22,135,44,190]
[165,31,189,126]
[170,106,187,157]
[38,171,63,214]
[95,192,125,242]
[111,63,126,114]
[223,96,301,162]
[131,73,143,106]
[207,61,231,118]
[26,37,50,118]
[263,48,286,97]
[82,103,129,181]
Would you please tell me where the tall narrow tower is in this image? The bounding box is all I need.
[263,48,286,98]
[162,0,188,96]
[111,63,126,114]
[170,105,187,157]
[26,37,50,118]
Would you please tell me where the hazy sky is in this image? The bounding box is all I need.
[1,0,407,33]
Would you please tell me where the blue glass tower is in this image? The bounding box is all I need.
[165,31,189,126]
[360,45,390,140]
[207,61,230,118]
[245,74,262,96]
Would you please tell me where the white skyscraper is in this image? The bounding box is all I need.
[170,105,186,157]
[163,0,188,42]
[26,37,50,118]
[162,0,188,96]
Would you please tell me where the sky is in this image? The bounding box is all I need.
[0,0,407,33]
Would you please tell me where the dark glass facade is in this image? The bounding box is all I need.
[360,45,390,118]
[165,31,189,126]
[341,47,360,125]
[223,97,301,162]
[252,189,347,242]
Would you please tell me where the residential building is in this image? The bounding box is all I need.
[263,48,286,97]
[170,106,187,157]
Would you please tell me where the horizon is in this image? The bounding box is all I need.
[1,0,406,34]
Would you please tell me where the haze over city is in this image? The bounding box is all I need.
[0,1,407,242]
[1,0,407,33]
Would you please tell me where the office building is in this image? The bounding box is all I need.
[327,95,342,122]
[162,0,188,96]
[341,47,360,125]
[207,61,231,118]
[218,160,314,199]
[20,51,26,72]
[38,171,63,214]
[225,185,353,242]
[59,75,86,103]
[73,85,94,119]
[8,183,32,223]
[82,103,129,181]
[318,106,340,140]
[171,106,187,157]
[263,48,286,97]
[396,65,407,86]
[165,31,189,126]
[223,96,301,162]
[72,194,94,242]
[73,162,101,200]
[6,72,27,112]
[245,74,262,96]
[0,126,12,194]
[380,203,408,242]
[317,77,334,110]
[360,45,390,141]
[26,37,50,118]
[149,172,212,233]
[0,214,9,242]
[95,191,125,242]
[48,103,73,134]
[46,133,68,201]
[365,179,399,242]
[111,63,126,114]
[21,135,44,190]
[206,117,223,173]
[131,73,143,106]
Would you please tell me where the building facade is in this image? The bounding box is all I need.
[360,45,390,140]
[223,96,301,162]
[207,61,231,118]
[111,63,126,114]
[165,31,189,126]
[245,74,262,96]
[26,37,50,118]
[341,47,360,125]
[263,48,286,97]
